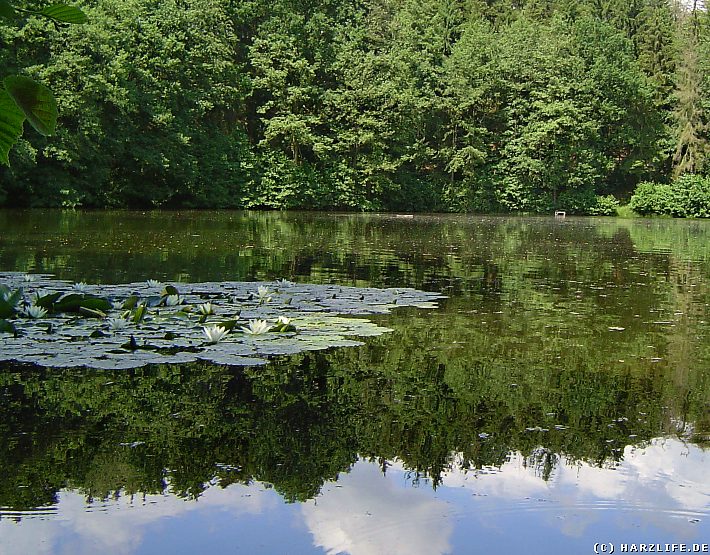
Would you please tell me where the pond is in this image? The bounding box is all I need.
[0,210,709,555]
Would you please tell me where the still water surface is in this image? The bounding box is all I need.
[0,210,709,554]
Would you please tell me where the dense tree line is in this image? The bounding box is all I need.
[0,0,708,213]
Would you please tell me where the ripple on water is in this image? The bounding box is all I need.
[0,506,58,521]
[435,438,710,534]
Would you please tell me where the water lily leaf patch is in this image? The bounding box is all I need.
[0,273,444,369]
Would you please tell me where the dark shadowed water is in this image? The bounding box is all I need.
[0,210,709,554]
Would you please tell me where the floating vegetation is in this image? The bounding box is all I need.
[0,273,443,369]
[202,324,230,344]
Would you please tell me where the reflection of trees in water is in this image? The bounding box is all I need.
[0,213,707,510]
[1,313,707,511]
[1,213,708,291]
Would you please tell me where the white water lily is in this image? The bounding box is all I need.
[241,319,270,335]
[23,274,36,282]
[73,282,89,293]
[203,324,229,344]
[165,294,183,306]
[256,286,272,304]
[276,278,294,287]
[197,302,215,315]
[146,279,162,288]
[24,305,47,319]
[106,317,130,331]
[276,315,291,326]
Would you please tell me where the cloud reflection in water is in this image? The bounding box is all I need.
[1,438,709,555]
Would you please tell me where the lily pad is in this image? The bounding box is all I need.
[0,273,444,369]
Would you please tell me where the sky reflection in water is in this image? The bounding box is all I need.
[0,211,709,554]
[2,438,708,555]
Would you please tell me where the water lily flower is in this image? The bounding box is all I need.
[146,279,162,288]
[73,282,89,293]
[240,319,270,335]
[24,305,48,319]
[256,286,272,304]
[23,274,36,282]
[273,315,295,332]
[165,294,183,306]
[197,302,215,316]
[106,317,130,331]
[203,324,229,344]
[276,278,294,287]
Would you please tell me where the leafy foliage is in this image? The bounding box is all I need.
[0,2,87,165]
[3,75,57,136]
[0,0,708,213]
[0,87,25,165]
[630,174,710,217]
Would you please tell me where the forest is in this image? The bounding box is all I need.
[0,0,709,214]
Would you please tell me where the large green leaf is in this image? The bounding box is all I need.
[0,0,15,19]
[54,293,112,313]
[217,319,241,332]
[0,319,17,335]
[4,288,22,309]
[0,88,25,166]
[34,291,62,309]
[79,297,112,312]
[53,293,84,312]
[0,287,21,317]
[162,285,179,297]
[122,295,140,309]
[3,75,57,136]
[40,4,87,24]
[0,297,17,318]
[132,305,147,324]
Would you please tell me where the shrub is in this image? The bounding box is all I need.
[629,182,675,215]
[629,175,710,218]
[589,194,620,216]
[557,189,619,215]
[681,175,710,218]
